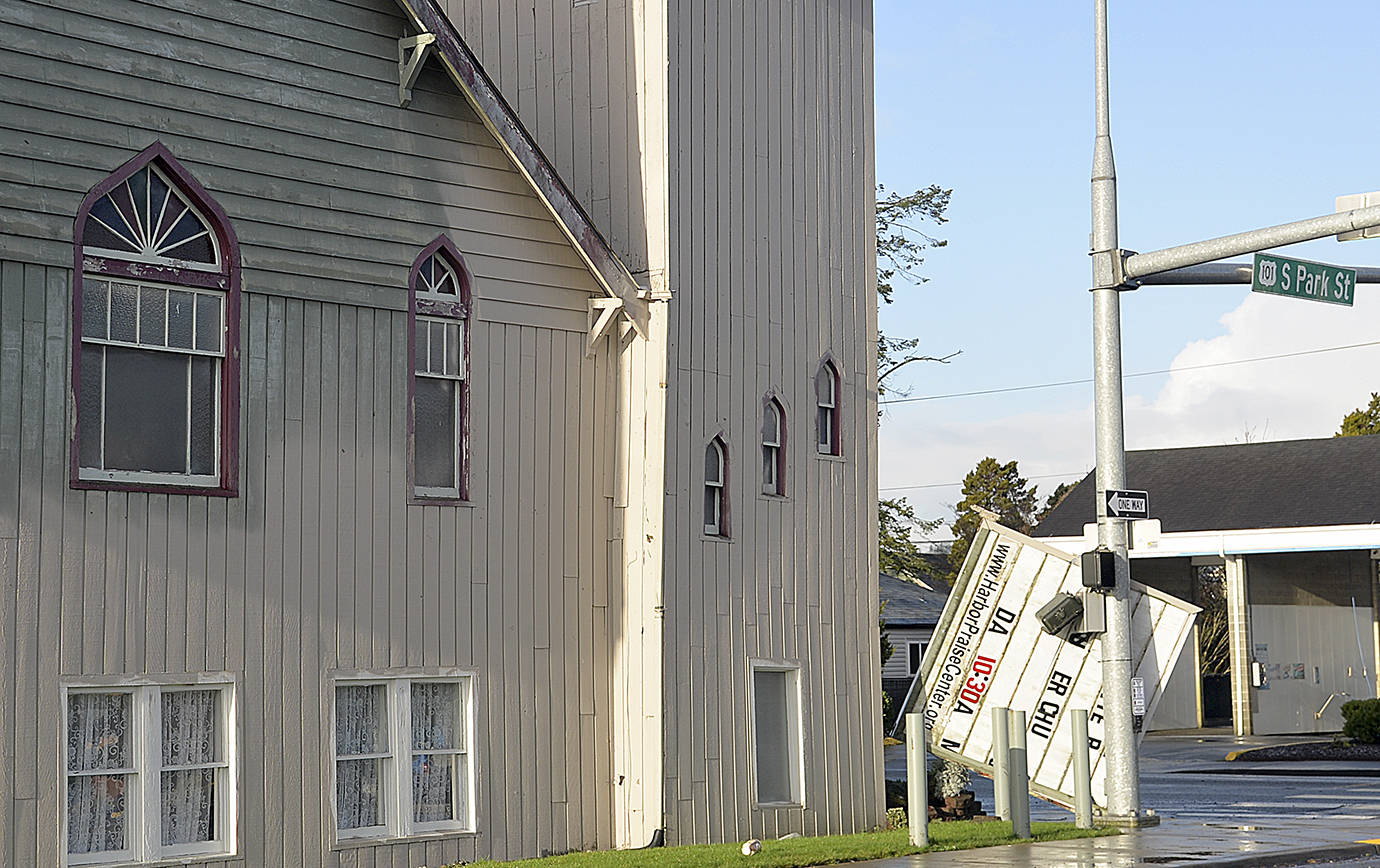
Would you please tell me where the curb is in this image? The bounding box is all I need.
[1188,841,1380,868]
[1224,741,1331,762]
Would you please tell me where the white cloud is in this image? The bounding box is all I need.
[880,289,1380,533]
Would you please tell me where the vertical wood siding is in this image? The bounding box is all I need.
[0,0,633,863]
[659,0,883,843]
[446,0,884,845]
[0,261,624,865]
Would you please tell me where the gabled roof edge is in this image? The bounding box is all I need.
[394,0,650,337]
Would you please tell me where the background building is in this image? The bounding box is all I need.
[1035,435,1380,735]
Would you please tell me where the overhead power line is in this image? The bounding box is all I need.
[879,470,1088,494]
[877,339,1380,405]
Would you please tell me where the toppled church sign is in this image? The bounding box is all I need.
[909,517,1198,810]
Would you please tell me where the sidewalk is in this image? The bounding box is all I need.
[844,815,1380,867]
[863,734,1380,866]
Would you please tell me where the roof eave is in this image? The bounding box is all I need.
[393,0,650,337]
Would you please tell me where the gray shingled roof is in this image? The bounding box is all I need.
[1033,434,1380,537]
[879,573,950,627]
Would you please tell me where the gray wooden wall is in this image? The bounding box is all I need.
[659,0,882,841]
[449,0,886,844]
[0,0,635,863]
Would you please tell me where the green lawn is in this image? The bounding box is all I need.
[459,821,1113,868]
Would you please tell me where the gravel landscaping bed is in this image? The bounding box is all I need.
[1229,741,1380,761]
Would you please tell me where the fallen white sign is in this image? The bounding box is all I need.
[908,517,1198,811]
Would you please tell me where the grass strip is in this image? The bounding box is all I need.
[459,821,1113,867]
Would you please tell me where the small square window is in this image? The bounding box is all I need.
[64,680,236,864]
[333,675,475,841]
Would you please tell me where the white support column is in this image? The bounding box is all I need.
[1371,552,1380,700]
[1225,555,1253,737]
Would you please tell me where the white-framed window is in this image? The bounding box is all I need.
[750,663,804,806]
[761,397,785,496]
[409,237,472,502]
[73,144,240,495]
[333,675,475,841]
[908,641,924,676]
[63,680,237,865]
[704,436,728,537]
[815,360,841,456]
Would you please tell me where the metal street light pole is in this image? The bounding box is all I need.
[1089,0,1143,824]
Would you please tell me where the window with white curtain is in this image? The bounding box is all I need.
[333,676,474,840]
[64,681,236,865]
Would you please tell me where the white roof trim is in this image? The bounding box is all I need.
[1040,521,1380,559]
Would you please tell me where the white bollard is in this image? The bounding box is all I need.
[905,712,929,847]
[992,706,1010,821]
[1072,709,1093,828]
[1009,709,1031,839]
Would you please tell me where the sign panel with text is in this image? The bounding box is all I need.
[1252,253,1356,306]
[912,518,1198,811]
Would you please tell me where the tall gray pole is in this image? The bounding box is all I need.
[1090,0,1142,823]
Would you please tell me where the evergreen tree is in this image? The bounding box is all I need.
[948,457,1036,574]
[1337,392,1380,437]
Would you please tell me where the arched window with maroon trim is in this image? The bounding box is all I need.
[72,142,241,495]
[815,358,841,456]
[408,236,472,502]
[761,395,786,496]
[704,436,728,537]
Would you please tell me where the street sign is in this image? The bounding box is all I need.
[1252,253,1356,306]
[909,518,1199,811]
[1105,489,1148,519]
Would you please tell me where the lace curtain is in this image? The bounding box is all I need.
[336,685,385,830]
[411,682,459,823]
[160,690,218,845]
[66,693,131,854]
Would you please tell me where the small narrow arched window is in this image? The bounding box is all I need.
[409,236,472,501]
[761,397,786,496]
[815,359,841,456]
[704,437,728,537]
[72,142,240,495]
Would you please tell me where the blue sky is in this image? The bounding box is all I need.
[874,0,1380,539]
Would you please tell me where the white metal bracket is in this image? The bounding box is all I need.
[398,33,437,107]
[587,298,625,358]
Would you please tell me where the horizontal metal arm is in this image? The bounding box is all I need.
[1136,260,1380,285]
[1122,204,1380,281]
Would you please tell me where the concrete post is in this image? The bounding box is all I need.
[992,706,1010,820]
[1072,709,1093,828]
[905,713,929,847]
[1009,709,1031,839]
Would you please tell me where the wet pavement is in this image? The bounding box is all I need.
[862,731,1380,866]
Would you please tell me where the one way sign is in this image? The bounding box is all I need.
[1105,489,1149,519]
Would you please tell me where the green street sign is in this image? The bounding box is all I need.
[1252,253,1356,306]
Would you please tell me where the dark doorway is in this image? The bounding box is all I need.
[1195,564,1232,727]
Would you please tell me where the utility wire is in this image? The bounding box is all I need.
[877,339,1380,405]
[879,470,1088,494]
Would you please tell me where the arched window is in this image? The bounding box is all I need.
[761,396,786,496]
[704,437,728,537]
[815,359,841,456]
[72,142,240,494]
[409,236,472,501]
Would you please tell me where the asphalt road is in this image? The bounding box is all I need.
[884,730,1380,826]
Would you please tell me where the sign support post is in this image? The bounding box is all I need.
[1089,0,1142,826]
[1087,0,1380,827]
[905,713,929,847]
